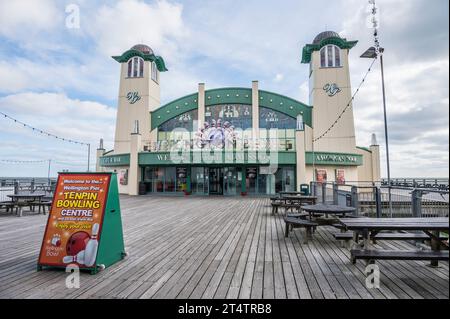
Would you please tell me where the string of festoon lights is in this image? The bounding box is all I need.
[0,159,48,164]
[312,57,377,143]
[0,111,91,171]
[0,159,87,166]
[0,111,89,146]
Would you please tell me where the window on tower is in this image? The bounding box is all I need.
[127,57,144,78]
[151,61,158,83]
[320,45,341,68]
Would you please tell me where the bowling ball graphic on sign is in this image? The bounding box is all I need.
[66,231,90,256]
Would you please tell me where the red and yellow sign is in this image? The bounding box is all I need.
[38,173,110,268]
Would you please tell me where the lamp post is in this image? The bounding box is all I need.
[361,46,392,217]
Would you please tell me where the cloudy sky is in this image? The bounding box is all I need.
[0,0,448,178]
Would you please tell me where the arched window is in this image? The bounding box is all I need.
[320,45,341,68]
[151,61,158,82]
[127,57,144,78]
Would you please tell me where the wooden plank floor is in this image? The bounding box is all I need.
[0,196,448,299]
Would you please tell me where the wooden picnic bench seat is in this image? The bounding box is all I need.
[280,203,306,213]
[31,200,52,214]
[271,202,282,215]
[286,212,309,219]
[12,201,34,217]
[271,203,307,215]
[284,216,318,240]
[350,249,449,264]
[0,201,17,213]
[334,232,448,241]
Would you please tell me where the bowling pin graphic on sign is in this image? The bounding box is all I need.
[63,250,85,264]
[62,223,99,267]
[84,223,100,267]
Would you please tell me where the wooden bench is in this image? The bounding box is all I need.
[284,217,318,240]
[334,232,448,242]
[286,212,309,219]
[350,249,449,264]
[280,203,305,213]
[271,202,282,215]
[271,203,306,215]
[31,201,52,214]
[15,201,36,217]
[0,201,17,213]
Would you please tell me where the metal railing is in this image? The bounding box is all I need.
[381,178,449,191]
[0,187,14,202]
[0,178,56,200]
[310,181,449,218]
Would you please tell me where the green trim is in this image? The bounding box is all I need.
[259,90,312,126]
[99,154,130,167]
[150,87,312,130]
[112,49,168,72]
[356,146,372,153]
[305,151,363,166]
[204,88,252,106]
[301,37,358,64]
[151,93,198,130]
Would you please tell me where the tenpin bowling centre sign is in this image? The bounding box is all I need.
[38,172,126,274]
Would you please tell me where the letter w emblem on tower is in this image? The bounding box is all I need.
[127,92,141,104]
[323,83,341,97]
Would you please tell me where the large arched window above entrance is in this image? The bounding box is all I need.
[259,107,296,130]
[158,109,198,133]
[127,57,144,77]
[320,45,341,68]
[204,104,252,130]
[259,107,296,151]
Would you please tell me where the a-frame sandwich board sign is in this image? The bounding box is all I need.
[37,172,126,274]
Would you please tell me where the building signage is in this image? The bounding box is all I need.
[305,152,363,166]
[38,173,125,273]
[323,83,341,97]
[99,154,130,167]
[126,91,141,104]
[138,151,296,166]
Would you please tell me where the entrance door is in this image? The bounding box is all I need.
[191,167,209,194]
[209,167,223,195]
[223,167,237,195]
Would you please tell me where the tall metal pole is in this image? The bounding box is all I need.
[379,51,392,217]
[47,159,51,185]
[87,143,91,172]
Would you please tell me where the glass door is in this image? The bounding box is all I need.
[246,167,257,194]
[191,167,209,194]
[223,167,237,195]
[209,167,223,195]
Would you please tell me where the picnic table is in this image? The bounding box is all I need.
[270,195,317,215]
[278,195,316,204]
[279,191,307,197]
[7,194,45,217]
[338,217,449,266]
[301,204,356,221]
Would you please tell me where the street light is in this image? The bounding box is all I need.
[361,46,393,216]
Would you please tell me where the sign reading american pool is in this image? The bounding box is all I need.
[305,152,363,166]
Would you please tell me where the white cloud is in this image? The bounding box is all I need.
[274,73,284,82]
[86,0,187,58]
[0,0,60,38]
[0,92,115,143]
[0,58,118,100]
[298,81,309,104]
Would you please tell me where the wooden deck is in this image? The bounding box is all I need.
[0,196,448,299]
